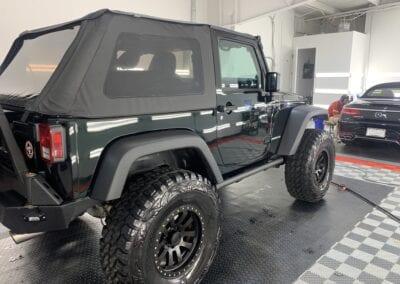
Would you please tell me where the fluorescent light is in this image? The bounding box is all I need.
[217,123,231,131]
[216,89,227,96]
[89,148,103,159]
[69,126,75,136]
[71,155,77,164]
[314,88,348,94]
[175,69,190,76]
[233,106,250,113]
[236,121,246,126]
[203,123,232,134]
[116,67,145,71]
[151,112,192,120]
[254,103,267,108]
[87,118,138,132]
[200,110,213,115]
[26,64,57,73]
[27,64,57,68]
[203,126,217,134]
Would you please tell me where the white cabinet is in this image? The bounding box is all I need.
[293,31,368,107]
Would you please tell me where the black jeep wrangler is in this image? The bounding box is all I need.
[0,9,334,283]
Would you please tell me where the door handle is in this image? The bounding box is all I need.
[217,102,237,114]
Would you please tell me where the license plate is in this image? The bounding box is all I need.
[366,128,386,138]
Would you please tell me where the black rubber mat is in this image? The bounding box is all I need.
[333,175,393,205]
[203,169,393,283]
[0,168,393,283]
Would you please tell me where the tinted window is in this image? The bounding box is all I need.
[0,26,80,99]
[218,39,261,89]
[104,33,204,98]
[363,87,400,99]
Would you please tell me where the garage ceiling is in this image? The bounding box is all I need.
[295,0,400,19]
[318,0,378,10]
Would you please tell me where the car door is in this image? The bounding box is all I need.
[212,31,268,174]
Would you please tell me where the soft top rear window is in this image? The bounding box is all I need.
[104,33,204,98]
[363,86,400,99]
[0,26,80,102]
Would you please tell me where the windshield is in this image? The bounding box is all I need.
[362,86,400,99]
[0,26,80,102]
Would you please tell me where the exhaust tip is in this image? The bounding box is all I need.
[10,232,45,244]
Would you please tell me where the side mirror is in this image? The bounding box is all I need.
[265,72,280,93]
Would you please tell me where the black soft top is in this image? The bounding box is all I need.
[15,9,256,41]
[0,9,259,118]
[0,10,258,117]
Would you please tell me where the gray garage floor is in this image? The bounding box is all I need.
[0,224,6,236]
[0,144,399,283]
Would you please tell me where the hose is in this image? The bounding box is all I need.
[331,181,400,224]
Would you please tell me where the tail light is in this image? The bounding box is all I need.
[342,107,361,116]
[38,124,66,163]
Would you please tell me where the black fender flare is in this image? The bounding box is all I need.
[277,105,328,156]
[90,130,223,201]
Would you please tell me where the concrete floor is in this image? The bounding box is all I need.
[0,141,399,283]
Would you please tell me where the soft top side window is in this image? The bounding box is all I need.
[104,33,204,98]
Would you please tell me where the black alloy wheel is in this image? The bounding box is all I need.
[155,205,204,278]
[315,151,329,186]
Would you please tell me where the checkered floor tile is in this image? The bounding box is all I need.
[335,161,400,187]
[296,160,400,284]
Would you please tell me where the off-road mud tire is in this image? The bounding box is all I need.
[285,129,335,203]
[100,166,221,283]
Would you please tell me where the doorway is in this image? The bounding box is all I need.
[295,48,316,104]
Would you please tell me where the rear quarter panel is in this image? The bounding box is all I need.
[66,111,218,199]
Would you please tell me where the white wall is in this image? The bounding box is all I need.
[365,7,400,88]
[349,32,368,96]
[294,7,400,91]
[195,0,209,24]
[234,11,295,92]
[294,32,353,98]
[220,0,306,26]
[207,0,221,25]
[294,31,368,106]
[294,17,321,37]
[0,0,208,62]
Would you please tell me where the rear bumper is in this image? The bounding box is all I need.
[0,190,97,234]
[339,121,400,145]
[0,105,99,234]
